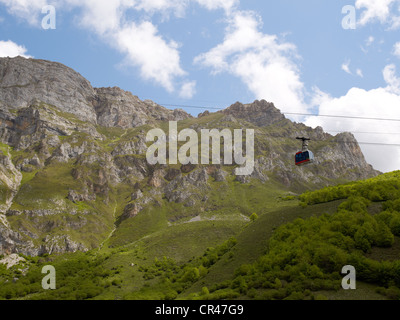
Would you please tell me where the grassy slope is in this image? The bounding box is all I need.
[181,199,343,297]
[96,191,390,300]
[94,178,298,299]
[95,219,245,299]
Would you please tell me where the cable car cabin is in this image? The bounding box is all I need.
[295,150,314,166]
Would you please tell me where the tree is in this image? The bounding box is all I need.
[375,222,394,247]
[181,267,200,283]
[250,213,258,221]
[201,287,210,296]
[389,215,400,236]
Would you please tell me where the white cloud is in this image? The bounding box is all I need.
[135,0,188,18]
[393,42,400,58]
[116,21,186,92]
[0,40,31,58]
[194,10,307,114]
[366,36,375,46]
[65,0,133,34]
[341,60,352,75]
[0,0,47,26]
[341,60,364,78]
[383,64,400,94]
[356,0,396,25]
[179,80,197,99]
[390,15,400,29]
[361,37,375,54]
[64,0,188,92]
[310,86,332,108]
[355,0,400,29]
[305,65,400,173]
[195,0,238,13]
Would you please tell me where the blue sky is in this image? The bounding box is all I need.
[1,0,400,173]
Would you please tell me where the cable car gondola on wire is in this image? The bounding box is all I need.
[295,137,314,166]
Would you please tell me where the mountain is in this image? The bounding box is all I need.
[0,56,379,257]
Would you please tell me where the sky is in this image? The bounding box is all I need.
[0,0,400,173]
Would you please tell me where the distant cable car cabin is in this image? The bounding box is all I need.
[295,137,314,166]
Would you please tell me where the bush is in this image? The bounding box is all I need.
[201,287,210,296]
[250,213,258,221]
[284,291,305,300]
[235,264,253,277]
[299,202,307,208]
[389,215,400,236]
[384,286,400,300]
[338,196,370,212]
[375,222,394,247]
[247,288,257,299]
[199,265,208,277]
[111,278,122,287]
[181,267,200,283]
[232,276,247,294]
[164,290,178,300]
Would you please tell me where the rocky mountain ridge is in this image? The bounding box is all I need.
[0,56,379,256]
[0,56,191,128]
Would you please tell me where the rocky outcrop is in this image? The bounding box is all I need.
[111,138,148,156]
[207,166,228,182]
[94,87,192,128]
[68,189,96,203]
[164,168,209,206]
[222,100,285,127]
[0,220,32,256]
[40,235,87,255]
[0,149,22,213]
[0,57,97,123]
[0,253,26,269]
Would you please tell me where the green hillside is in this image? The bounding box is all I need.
[2,170,400,300]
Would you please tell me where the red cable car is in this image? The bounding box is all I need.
[295,137,314,166]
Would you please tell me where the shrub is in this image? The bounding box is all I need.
[181,267,200,283]
[384,286,400,300]
[375,222,394,247]
[389,215,400,236]
[250,213,258,221]
[199,265,208,277]
[284,291,305,300]
[201,287,210,296]
[299,202,307,208]
[164,290,178,300]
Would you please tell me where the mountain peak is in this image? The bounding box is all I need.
[0,56,191,128]
[0,56,97,123]
[222,100,285,127]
